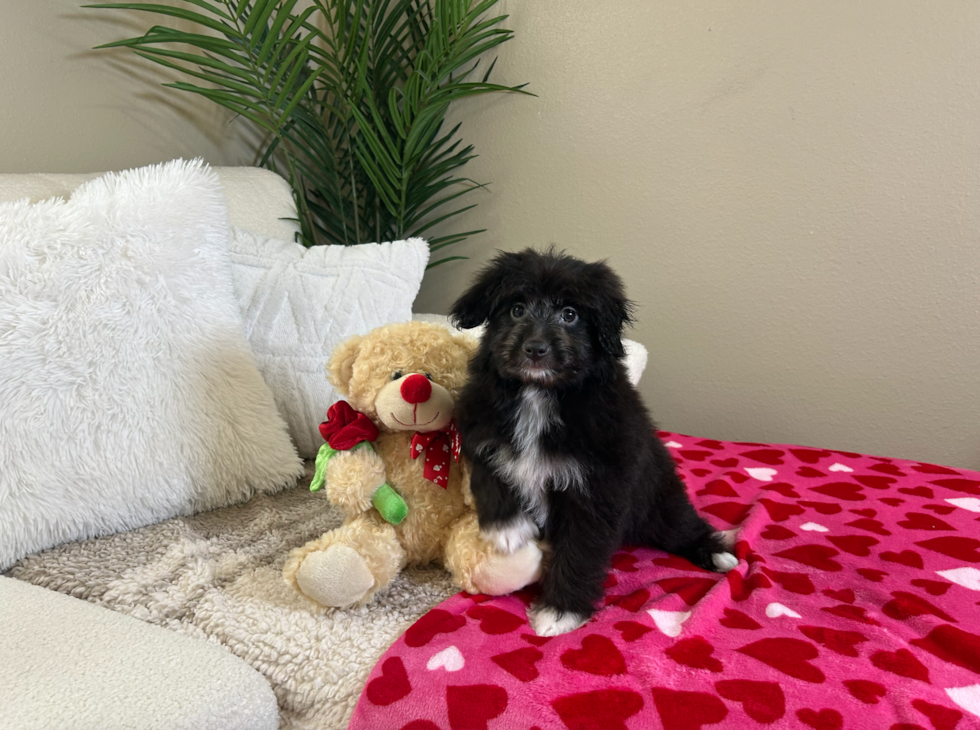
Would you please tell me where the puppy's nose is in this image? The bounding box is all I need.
[400,373,432,404]
[523,340,550,360]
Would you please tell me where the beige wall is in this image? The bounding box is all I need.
[3,2,978,468]
[0,0,257,173]
[417,1,980,470]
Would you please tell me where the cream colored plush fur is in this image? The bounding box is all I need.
[283,322,543,608]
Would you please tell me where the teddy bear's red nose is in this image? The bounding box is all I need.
[400,373,432,404]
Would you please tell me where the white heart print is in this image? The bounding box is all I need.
[426,645,464,672]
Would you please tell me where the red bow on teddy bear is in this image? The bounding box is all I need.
[410,422,461,489]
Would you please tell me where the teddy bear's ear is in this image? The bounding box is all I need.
[327,334,363,394]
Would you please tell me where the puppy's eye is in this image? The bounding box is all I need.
[511,304,526,319]
[560,307,578,324]
[391,370,403,381]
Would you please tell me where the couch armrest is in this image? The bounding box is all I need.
[0,577,278,730]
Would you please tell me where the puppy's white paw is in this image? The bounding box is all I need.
[528,605,588,637]
[712,551,739,573]
[481,515,537,554]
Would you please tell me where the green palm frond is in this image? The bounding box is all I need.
[87,0,528,265]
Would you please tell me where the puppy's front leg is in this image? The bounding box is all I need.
[470,459,536,554]
[529,497,616,636]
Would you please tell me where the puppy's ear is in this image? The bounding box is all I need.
[449,252,518,329]
[327,334,363,394]
[586,263,635,359]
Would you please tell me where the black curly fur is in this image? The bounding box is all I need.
[450,248,729,624]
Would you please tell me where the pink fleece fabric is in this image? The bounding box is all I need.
[349,433,980,730]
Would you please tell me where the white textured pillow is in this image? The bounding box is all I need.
[228,227,429,458]
[0,160,303,570]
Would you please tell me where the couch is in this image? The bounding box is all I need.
[0,164,648,730]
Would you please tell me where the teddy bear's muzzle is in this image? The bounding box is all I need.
[375,373,455,433]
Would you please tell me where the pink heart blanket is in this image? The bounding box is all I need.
[349,433,980,730]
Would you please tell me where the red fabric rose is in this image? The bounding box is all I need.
[319,401,379,450]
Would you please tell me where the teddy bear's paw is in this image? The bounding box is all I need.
[295,544,375,608]
[471,541,544,596]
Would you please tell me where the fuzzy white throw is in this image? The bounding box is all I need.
[7,468,457,730]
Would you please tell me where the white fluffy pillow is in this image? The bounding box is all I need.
[0,160,303,570]
[228,227,429,458]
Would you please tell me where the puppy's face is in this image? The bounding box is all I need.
[451,249,634,388]
[488,297,591,387]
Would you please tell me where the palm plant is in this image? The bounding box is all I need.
[87,0,527,267]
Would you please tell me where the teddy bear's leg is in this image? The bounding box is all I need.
[444,512,544,596]
[283,512,406,608]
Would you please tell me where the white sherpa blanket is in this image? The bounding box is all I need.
[5,467,457,730]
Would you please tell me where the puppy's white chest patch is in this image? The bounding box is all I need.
[489,386,585,525]
[512,386,556,453]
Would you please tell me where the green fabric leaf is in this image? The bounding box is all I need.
[371,483,409,525]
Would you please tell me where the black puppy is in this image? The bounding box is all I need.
[450,248,737,636]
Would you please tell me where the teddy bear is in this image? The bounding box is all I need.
[283,321,543,608]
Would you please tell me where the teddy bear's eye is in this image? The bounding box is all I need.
[424,373,432,380]
[391,370,403,381]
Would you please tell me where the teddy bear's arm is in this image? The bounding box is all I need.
[325,447,388,514]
